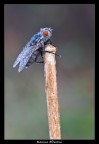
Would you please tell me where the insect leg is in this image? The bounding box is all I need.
[44,39,52,45]
[35,51,44,63]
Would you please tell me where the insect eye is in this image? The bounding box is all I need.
[43,31,49,36]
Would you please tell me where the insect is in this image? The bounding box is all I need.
[13,28,53,72]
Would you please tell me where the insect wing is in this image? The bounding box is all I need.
[13,45,38,72]
[13,45,30,68]
[13,33,41,68]
[18,46,37,72]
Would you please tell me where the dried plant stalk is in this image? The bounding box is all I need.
[44,44,61,139]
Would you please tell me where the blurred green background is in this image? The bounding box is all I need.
[4,4,95,139]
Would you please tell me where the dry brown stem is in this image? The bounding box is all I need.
[44,44,61,139]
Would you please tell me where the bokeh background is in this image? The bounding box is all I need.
[4,4,95,139]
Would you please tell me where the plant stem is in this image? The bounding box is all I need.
[44,44,61,139]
